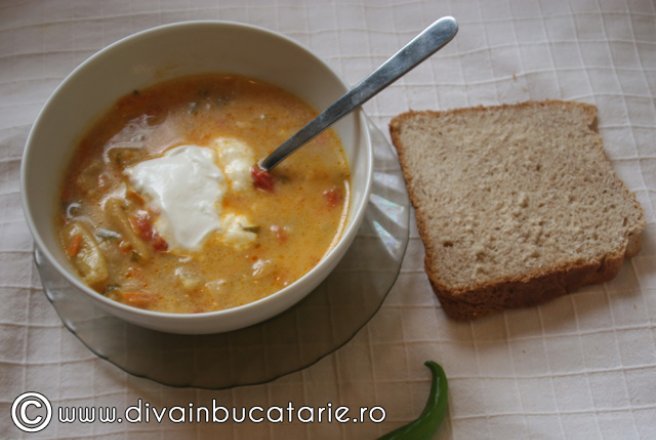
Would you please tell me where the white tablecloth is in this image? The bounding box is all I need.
[1,1,655,438]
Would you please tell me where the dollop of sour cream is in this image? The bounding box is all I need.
[125,145,225,250]
[124,139,259,251]
[213,137,255,192]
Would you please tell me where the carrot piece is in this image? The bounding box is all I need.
[66,234,83,257]
[120,291,157,309]
[126,189,145,205]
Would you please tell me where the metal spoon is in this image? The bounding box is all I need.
[259,16,458,171]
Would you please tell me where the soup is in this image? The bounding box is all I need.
[58,74,350,313]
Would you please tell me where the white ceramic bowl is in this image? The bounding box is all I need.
[21,21,372,334]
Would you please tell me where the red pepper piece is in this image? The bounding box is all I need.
[130,212,168,252]
[251,165,275,192]
[323,186,342,208]
[151,234,168,252]
[130,213,154,241]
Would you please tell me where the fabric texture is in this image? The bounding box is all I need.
[0,1,655,438]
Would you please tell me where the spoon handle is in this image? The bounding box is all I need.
[260,16,458,170]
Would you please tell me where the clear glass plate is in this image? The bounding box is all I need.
[34,117,410,389]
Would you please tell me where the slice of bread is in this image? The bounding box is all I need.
[389,100,645,319]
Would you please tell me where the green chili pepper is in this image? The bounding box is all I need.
[379,361,448,440]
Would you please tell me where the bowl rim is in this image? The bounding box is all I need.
[20,20,373,324]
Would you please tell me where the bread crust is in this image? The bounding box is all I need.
[389,100,645,320]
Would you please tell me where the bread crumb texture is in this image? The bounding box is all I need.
[390,101,644,318]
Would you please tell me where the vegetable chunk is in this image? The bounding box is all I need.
[62,222,109,288]
[104,198,152,261]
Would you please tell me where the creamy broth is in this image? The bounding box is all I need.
[58,74,350,313]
